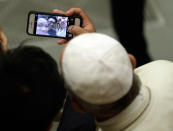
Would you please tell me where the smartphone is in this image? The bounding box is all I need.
[26,11,82,39]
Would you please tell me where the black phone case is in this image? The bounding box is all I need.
[26,11,82,39]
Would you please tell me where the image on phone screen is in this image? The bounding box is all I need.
[36,14,68,37]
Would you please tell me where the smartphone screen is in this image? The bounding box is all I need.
[27,11,82,39]
[35,14,70,38]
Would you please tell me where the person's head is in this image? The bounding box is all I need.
[0,45,66,130]
[57,17,67,29]
[60,33,139,120]
[36,17,49,35]
[48,16,57,30]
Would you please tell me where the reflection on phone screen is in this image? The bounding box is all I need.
[36,14,68,37]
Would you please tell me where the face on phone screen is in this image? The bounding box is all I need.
[36,14,68,38]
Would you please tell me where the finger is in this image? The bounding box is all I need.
[57,39,68,45]
[53,9,66,14]
[66,8,92,25]
[0,25,8,52]
[68,25,88,36]
[66,8,96,32]
[1,32,8,52]
[66,8,86,17]
[1,32,8,45]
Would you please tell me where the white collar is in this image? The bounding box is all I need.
[96,85,151,131]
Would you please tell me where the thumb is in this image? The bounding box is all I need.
[68,25,87,36]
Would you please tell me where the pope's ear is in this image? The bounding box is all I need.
[71,96,86,113]
[128,54,136,69]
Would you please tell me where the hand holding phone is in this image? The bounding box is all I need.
[26,11,82,39]
[66,8,96,34]
[53,8,96,44]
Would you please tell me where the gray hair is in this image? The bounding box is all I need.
[66,73,141,116]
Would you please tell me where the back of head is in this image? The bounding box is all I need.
[0,46,66,130]
[48,16,57,23]
[62,33,133,105]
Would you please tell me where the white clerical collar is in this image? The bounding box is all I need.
[96,84,151,131]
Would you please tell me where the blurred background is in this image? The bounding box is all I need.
[0,0,172,130]
[0,0,172,63]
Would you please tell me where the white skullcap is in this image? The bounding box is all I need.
[62,33,133,104]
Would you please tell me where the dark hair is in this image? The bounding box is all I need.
[0,45,66,130]
[48,16,57,23]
